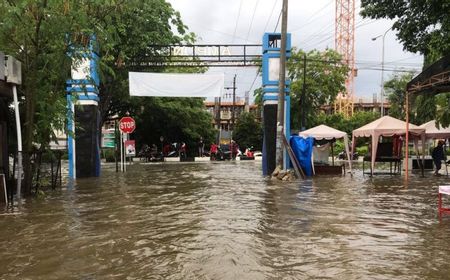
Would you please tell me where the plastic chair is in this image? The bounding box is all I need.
[438,185,450,215]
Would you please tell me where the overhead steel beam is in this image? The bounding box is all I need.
[129,44,262,68]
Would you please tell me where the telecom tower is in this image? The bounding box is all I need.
[334,0,356,117]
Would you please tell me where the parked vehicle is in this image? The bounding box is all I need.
[337,151,359,160]
[216,144,232,160]
[240,146,255,160]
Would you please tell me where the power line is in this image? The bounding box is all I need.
[290,0,334,33]
[232,0,244,43]
[245,0,261,42]
[274,10,282,32]
[301,18,377,49]
[190,23,259,44]
[248,69,260,94]
[263,0,279,32]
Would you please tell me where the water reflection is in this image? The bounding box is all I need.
[0,161,450,279]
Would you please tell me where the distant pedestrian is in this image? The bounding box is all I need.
[180,142,187,158]
[198,137,205,157]
[432,140,445,175]
[210,143,218,160]
[231,140,239,160]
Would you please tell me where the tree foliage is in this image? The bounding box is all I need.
[361,1,449,126]
[288,48,349,130]
[233,112,263,151]
[134,97,215,156]
[436,93,450,127]
[384,72,438,125]
[360,0,450,61]
[0,0,201,193]
[311,111,379,136]
[384,73,414,120]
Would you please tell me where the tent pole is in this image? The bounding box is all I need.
[405,91,409,181]
[331,141,334,166]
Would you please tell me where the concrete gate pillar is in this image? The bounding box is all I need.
[261,33,291,175]
[66,36,101,179]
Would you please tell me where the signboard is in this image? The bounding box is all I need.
[268,57,280,82]
[124,140,136,157]
[102,129,115,148]
[119,117,136,134]
[5,56,21,85]
[71,57,91,80]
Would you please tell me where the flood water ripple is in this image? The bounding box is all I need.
[1,161,450,279]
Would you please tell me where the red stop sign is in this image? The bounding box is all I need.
[119,117,136,134]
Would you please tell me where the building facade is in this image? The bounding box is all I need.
[321,96,390,115]
[204,98,260,131]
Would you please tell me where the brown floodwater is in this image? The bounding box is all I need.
[1,161,450,279]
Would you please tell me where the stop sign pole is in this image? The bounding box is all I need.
[119,117,136,172]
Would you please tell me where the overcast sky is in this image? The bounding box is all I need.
[167,0,423,103]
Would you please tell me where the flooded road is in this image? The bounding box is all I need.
[1,161,450,279]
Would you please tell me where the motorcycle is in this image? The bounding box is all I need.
[337,151,359,160]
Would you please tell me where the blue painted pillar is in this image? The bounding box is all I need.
[66,35,101,179]
[261,33,291,175]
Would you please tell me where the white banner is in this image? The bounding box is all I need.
[129,72,224,98]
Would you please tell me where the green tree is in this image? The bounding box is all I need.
[311,111,379,136]
[360,0,449,126]
[0,1,85,194]
[360,0,449,61]
[253,87,263,109]
[134,97,215,157]
[288,48,349,130]
[436,93,450,127]
[0,0,193,194]
[233,112,263,151]
[384,73,414,120]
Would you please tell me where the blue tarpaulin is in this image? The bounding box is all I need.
[290,136,314,176]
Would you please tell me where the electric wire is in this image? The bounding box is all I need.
[232,0,244,43]
[274,10,282,32]
[248,0,282,95]
[301,18,377,50]
[263,0,280,32]
[245,0,261,43]
[290,0,334,33]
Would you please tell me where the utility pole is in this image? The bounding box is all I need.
[224,75,237,144]
[231,74,236,132]
[276,0,288,168]
[217,96,221,144]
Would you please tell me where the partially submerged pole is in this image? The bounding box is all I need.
[275,0,288,169]
[12,85,22,201]
[405,90,409,181]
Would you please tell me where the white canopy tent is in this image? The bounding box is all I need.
[419,120,450,139]
[352,116,426,175]
[299,124,352,173]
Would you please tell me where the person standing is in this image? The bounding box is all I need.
[210,143,218,160]
[231,140,239,160]
[180,142,187,159]
[432,140,445,175]
[198,137,204,157]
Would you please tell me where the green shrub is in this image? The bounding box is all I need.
[102,149,116,162]
[356,146,368,155]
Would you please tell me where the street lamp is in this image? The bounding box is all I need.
[372,27,391,116]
